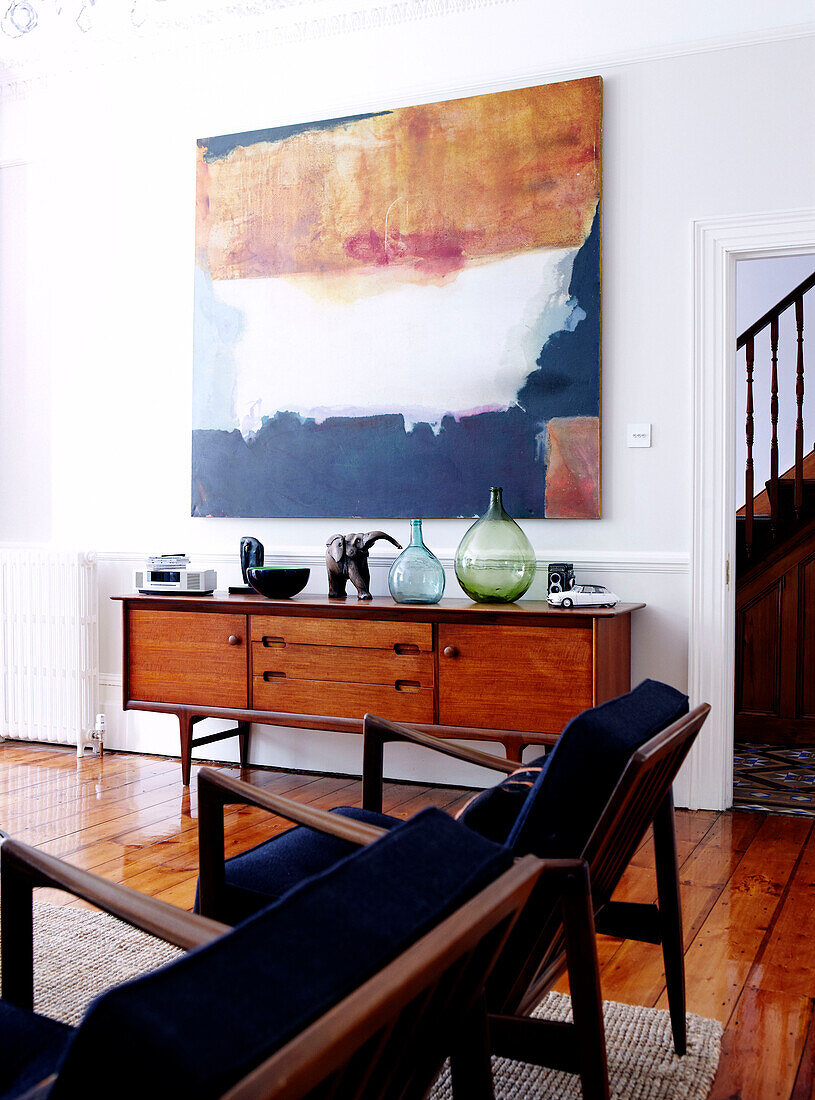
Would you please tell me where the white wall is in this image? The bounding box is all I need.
[2,7,815,800]
[0,161,51,540]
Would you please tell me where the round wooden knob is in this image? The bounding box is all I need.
[443,646,458,659]
[228,635,241,646]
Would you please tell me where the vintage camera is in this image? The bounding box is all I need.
[547,562,575,596]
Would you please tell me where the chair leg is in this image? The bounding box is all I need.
[450,993,495,1100]
[561,864,610,1100]
[0,852,35,1010]
[653,792,687,1056]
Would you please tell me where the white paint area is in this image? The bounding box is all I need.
[199,247,582,434]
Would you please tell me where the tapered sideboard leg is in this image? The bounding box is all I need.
[238,721,251,769]
[179,712,194,787]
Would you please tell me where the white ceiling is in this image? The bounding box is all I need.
[2,0,814,96]
[0,0,412,84]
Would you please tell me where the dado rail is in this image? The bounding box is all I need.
[114,594,644,785]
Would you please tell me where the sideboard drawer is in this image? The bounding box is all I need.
[252,643,434,688]
[127,609,248,709]
[250,614,436,724]
[437,623,593,734]
[250,615,432,652]
[253,677,434,723]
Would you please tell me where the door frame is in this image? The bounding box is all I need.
[685,208,815,811]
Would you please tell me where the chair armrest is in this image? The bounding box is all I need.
[198,767,388,843]
[196,767,388,922]
[0,837,230,1011]
[362,713,521,813]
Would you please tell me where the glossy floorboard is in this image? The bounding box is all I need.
[0,743,812,1098]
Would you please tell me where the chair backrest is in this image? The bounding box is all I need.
[457,679,690,861]
[223,856,544,1100]
[509,678,690,858]
[50,808,520,1100]
[582,703,710,906]
[489,701,710,1015]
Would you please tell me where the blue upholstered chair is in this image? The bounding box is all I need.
[0,808,545,1100]
[199,681,688,917]
[196,679,709,1091]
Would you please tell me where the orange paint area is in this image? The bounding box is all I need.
[196,78,601,286]
[544,417,600,519]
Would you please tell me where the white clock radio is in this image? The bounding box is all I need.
[134,568,217,595]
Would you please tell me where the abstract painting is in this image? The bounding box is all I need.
[193,76,602,518]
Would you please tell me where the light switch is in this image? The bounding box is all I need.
[627,423,652,448]
[624,426,651,448]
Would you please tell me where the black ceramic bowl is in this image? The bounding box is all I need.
[246,566,310,599]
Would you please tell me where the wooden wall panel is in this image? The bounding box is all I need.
[800,556,815,718]
[736,544,815,742]
[736,585,781,716]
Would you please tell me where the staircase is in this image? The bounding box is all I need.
[735,270,815,744]
[736,449,815,575]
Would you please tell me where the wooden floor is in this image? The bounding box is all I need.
[1,742,813,1098]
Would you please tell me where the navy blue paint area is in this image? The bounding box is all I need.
[191,211,600,519]
[199,112,391,163]
[518,211,600,422]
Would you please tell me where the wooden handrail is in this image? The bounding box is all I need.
[736,270,815,349]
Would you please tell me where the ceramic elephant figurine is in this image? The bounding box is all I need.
[326,531,402,599]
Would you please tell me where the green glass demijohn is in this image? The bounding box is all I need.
[388,519,446,604]
[454,487,536,603]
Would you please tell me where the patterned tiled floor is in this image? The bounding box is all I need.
[733,743,815,816]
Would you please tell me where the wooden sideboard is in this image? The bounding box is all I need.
[113,594,645,785]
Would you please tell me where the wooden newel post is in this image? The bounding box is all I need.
[745,336,755,557]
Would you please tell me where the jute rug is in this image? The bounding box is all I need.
[13,901,721,1099]
[430,995,722,1099]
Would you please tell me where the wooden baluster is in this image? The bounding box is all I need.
[769,316,779,538]
[795,296,805,521]
[745,336,754,558]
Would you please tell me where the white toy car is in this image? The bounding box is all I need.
[548,584,620,609]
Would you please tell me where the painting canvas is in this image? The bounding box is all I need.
[193,77,602,518]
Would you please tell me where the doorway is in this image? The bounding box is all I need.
[732,254,815,814]
[686,209,815,812]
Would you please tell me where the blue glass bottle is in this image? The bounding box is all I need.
[388,519,446,604]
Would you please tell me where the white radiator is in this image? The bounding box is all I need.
[0,549,98,753]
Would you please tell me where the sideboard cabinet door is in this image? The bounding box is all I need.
[126,609,248,709]
[437,622,594,734]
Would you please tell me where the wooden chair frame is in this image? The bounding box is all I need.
[360,704,711,1062]
[0,826,542,1100]
[198,767,611,1100]
[0,838,230,1014]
